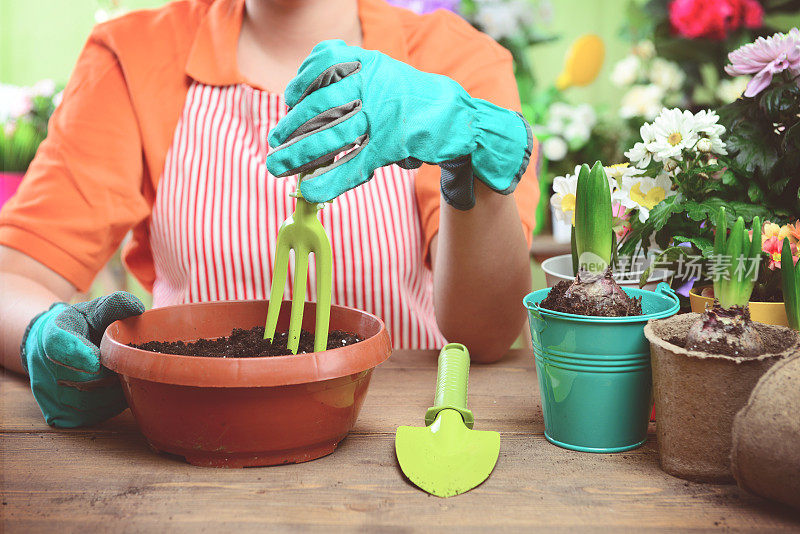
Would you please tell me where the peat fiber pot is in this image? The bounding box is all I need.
[644,313,800,483]
[732,353,800,510]
[689,285,788,327]
[101,300,392,468]
[523,283,680,453]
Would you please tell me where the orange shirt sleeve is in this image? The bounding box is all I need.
[409,12,540,263]
[0,31,150,292]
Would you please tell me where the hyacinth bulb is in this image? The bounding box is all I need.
[685,303,764,358]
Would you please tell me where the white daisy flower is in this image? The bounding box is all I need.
[472,0,532,41]
[573,103,597,126]
[624,122,657,168]
[648,58,685,93]
[617,172,675,222]
[605,162,643,184]
[549,102,574,121]
[646,108,699,162]
[563,120,592,144]
[691,109,727,155]
[550,171,579,225]
[619,84,664,120]
[542,136,568,161]
[611,55,642,87]
[31,79,56,98]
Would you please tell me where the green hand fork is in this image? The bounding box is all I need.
[264,178,333,354]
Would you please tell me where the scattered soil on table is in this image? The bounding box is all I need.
[539,269,642,317]
[130,326,362,357]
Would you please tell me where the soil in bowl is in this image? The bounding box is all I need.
[130,326,362,357]
[540,268,642,317]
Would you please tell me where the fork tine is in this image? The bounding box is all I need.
[313,239,333,353]
[264,240,291,342]
[287,245,310,354]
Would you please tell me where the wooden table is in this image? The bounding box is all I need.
[2,349,799,532]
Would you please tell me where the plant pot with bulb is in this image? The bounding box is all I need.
[524,162,680,453]
[688,221,799,327]
[644,209,800,483]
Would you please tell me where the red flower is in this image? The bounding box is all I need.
[669,0,764,41]
[729,0,764,29]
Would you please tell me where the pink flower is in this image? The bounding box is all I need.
[612,202,631,240]
[763,236,798,270]
[725,28,800,97]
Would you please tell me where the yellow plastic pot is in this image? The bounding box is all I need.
[689,286,788,327]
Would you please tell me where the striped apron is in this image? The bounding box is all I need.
[148,81,445,349]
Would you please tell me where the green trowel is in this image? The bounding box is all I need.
[395,343,500,498]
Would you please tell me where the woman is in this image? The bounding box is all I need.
[0,0,537,427]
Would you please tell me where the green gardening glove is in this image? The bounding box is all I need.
[266,39,533,210]
[21,292,145,428]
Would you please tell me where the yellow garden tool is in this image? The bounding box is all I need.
[264,178,333,354]
[395,343,500,498]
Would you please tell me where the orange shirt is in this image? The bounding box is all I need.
[0,0,538,293]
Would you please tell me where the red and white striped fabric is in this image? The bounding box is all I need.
[149,81,446,349]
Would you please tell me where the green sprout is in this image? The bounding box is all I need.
[572,161,614,274]
[781,238,799,331]
[712,207,761,309]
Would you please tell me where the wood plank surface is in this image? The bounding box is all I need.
[2,349,799,532]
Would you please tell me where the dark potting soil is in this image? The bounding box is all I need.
[748,286,784,303]
[539,280,642,317]
[668,333,767,358]
[129,326,363,357]
[666,335,752,358]
[702,285,784,303]
[667,318,791,359]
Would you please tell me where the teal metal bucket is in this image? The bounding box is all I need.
[523,282,679,453]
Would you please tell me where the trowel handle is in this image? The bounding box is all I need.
[424,343,475,429]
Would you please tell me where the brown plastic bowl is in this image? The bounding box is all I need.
[100,300,392,468]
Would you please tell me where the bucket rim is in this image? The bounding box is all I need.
[523,282,680,323]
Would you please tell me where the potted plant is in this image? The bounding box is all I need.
[101,300,391,467]
[524,162,680,453]
[546,162,672,290]
[689,220,800,326]
[0,80,61,208]
[620,29,800,319]
[644,210,800,483]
